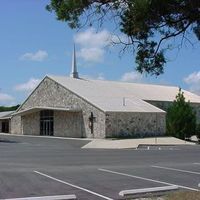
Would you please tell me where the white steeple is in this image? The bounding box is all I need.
[70,44,79,78]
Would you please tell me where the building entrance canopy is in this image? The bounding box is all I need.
[13,106,81,116]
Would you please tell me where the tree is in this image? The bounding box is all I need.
[166,88,196,139]
[46,0,200,76]
[0,105,20,112]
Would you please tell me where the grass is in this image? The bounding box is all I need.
[165,191,200,200]
[129,191,200,200]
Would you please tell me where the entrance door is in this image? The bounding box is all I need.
[1,120,9,133]
[40,110,54,136]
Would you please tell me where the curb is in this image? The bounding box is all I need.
[0,194,77,200]
[119,185,179,197]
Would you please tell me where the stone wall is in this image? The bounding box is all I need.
[11,116,21,134]
[191,103,200,124]
[147,100,200,123]
[105,112,166,138]
[21,112,40,135]
[17,77,105,138]
[54,111,83,137]
[146,100,172,112]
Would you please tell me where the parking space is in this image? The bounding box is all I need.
[0,171,78,199]
[97,165,200,192]
[33,167,165,200]
[0,134,200,199]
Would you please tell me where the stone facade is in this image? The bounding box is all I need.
[105,112,166,138]
[146,100,172,112]
[191,103,200,124]
[146,100,200,123]
[11,76,200,139]
[54,111,83,137]
[17,77,105,138]
[11,116,21,134]
[21,112,40,135]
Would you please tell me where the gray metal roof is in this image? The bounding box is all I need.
[47,76,166,112]
[49,75,200,103]
[0,111,15,119]
[48,75,200,113]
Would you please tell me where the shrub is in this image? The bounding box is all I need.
[166,88,196,140]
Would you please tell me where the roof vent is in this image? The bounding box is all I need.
[70,44,79,79]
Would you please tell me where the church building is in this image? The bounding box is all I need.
[1,47,200,138]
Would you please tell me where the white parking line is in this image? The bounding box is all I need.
[1,194,76,200]
[34,171,113,200]
[98,168,199,191]
[152,165,200,175]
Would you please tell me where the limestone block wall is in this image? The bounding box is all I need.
[105,112,166,138]
[54,111,83,137]
[191,103,200,124]
[21,112,40,135]
[147,100,200,123]
[11,116,21,134]
[18,77,105,138]
[145,100,172,112]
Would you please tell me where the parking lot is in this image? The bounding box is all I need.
[0,134,200,200]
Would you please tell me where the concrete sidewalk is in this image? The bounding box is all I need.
[82,137,195,149]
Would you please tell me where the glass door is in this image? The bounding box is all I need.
[40,110,54,136]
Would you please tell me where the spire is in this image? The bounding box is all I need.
[70,44,79,78]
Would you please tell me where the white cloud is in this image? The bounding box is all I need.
[97,73,105,80]
[74,28,110,48]
[77,48,104,62]
[14,78,41,92]
[20,50,48,61]
[74,28,111,63]
[0,93,14,102]
[184,71,200,95]
[121,71,143,82]
[81,73,105,80]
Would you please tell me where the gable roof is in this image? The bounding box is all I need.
[0,111,15,119]
[47,75,166,113]
[17,74,200,114]
[48,75,200,103]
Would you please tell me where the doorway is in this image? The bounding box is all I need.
[1,120,9,133]
[40,110,54,136]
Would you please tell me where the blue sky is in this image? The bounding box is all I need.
[0,0,200,106]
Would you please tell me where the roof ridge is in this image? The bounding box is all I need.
[47,74,179,89]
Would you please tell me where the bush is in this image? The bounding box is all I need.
[166,88,196,140]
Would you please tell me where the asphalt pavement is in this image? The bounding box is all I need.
[0,134,200,200]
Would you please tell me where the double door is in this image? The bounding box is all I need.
[40,119,53,136]
[40,110,54,136]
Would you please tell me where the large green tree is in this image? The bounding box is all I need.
[0,105,20,112]
[166,88,196,139]
[46,0,200,76]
